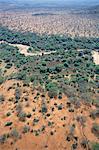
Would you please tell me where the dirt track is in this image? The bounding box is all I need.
[0,41,56,56]
[92,51,99,65]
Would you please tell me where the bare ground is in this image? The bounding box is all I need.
[0,80,98,150]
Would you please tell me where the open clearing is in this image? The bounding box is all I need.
[0,41,56,56]
[92,51,99,65]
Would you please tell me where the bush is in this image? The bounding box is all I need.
[26,113,32,118]
[0,134,8,144]
[48,90,58,98]
[92,143,99,150]
[0,94,4,103]
[5,121,12,126]
[76,116,86,126]
[6,112,11,117]
[90,110,99,119]
[57,104,63,110]
[10,129,20,140]
[18,112,26,122]
[58,95,62,99]
[41,104,47,113]
[0,76,4,85]
[95,65,99,75]
[16,104,22,115]
[81,139,88,149]
[5,63,12,69]
[55,64,63,73]
[91,123,99,138]
[22,125,30,133]
[15,88,21,102]
[46,82,58,98]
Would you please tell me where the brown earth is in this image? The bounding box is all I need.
[0,79,99,150]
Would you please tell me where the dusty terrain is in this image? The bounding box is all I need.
[92,51,99,65]
[0,79,99,150]
[0,9,99,37]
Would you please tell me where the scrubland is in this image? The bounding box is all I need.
[0,27,99,150]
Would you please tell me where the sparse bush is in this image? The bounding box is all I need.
[10,129,20,140]
[16,104,22,115]
[76,116,86,126]
[57,104,63,110]
[0,94,4,103]
[92,143,99,150]
[58,95,62,99]
[0,76,4,85]
[6,112,11,117]
[0,134,8,144]
[22,125,30,133]
[5,63,12,69]
[15,88,21,102]
[26,113,32,118]
[33,118,39,126]
[91,123,99,138]
[90,110,99,119]
[5,121,13,127]
[81,139,88,149]
[18,112,26,122]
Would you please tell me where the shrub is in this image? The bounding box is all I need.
[15,88,21,102]
[26,113,32,118]
[57,104,63,110]
[48,90,58,98]
[76,116,86,126]
[0,76,4,85]
[64,62,69,68]
[90,110,99,119]
[46,82,58,98]
[6,112,11,117]
[18,112,26,122]
[16,104,22,115]
[91,123,99,138]
[92,143,99,150]
[22,125,30,133]
[41,105,47,113]
[5,63,12,69]
[5,121,12,126]
[27,47,33,52]
[58,95,62,99]
[10,129,20,140]
[0,94,4,103]
[95,65,99,75]
[81,139,88,149]
[0,134,8,144]
[55,64,63,73]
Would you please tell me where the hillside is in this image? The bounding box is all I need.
[0,27,99,150]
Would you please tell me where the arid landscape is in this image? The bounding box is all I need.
[0,0,99,150]
[0,9,99,37]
